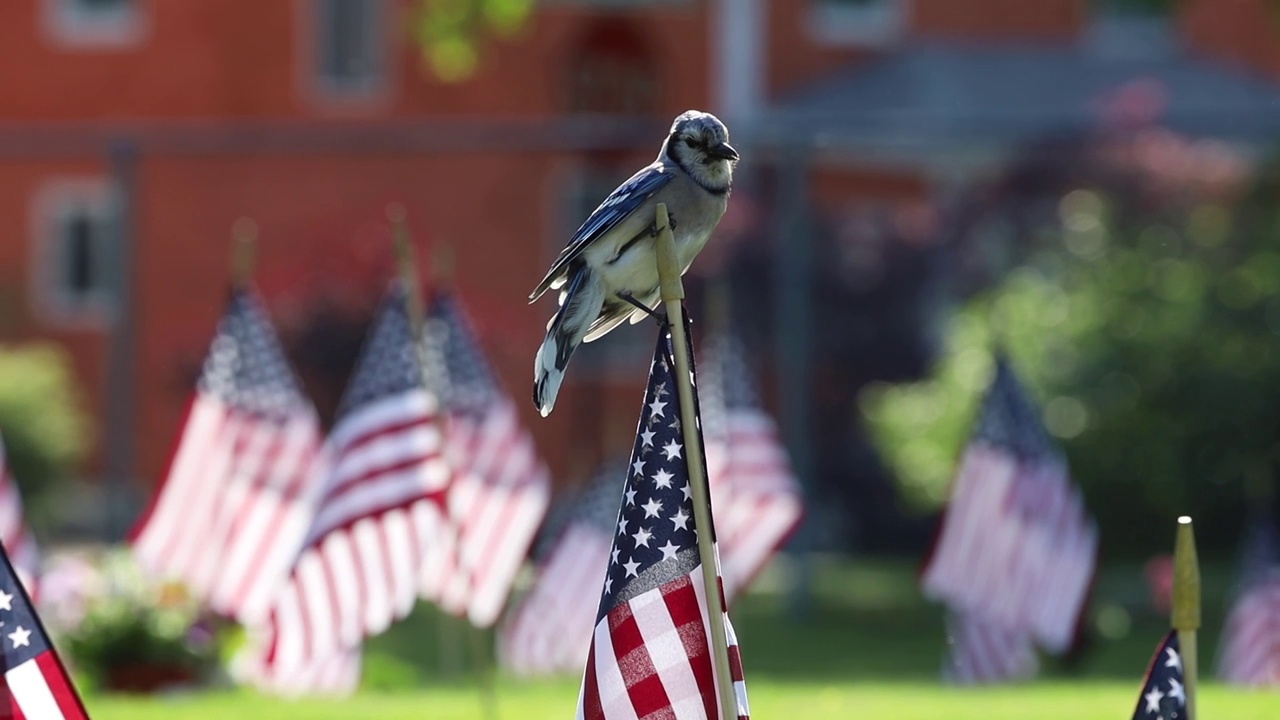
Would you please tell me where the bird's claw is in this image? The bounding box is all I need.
[617,292,667,326]
[646,215,677,237]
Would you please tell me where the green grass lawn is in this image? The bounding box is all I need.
[78,557,1279,718]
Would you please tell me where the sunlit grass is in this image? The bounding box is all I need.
[78,558,1278,718]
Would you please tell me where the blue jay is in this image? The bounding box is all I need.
[530,110,738,417]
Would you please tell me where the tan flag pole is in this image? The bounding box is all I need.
[230,217,258,287]
[1172,515,1201,720]
[653,202,737,720]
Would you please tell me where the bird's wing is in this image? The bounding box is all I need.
[529,164,673,302]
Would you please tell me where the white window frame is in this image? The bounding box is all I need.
[807,0,909,48]
[296,0,395,113]
[29,177,122,331]
[41,0,148,50]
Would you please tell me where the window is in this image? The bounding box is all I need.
[807,0,908,48]
[30,179,121,329]
[311,0,388,98]
[42,0,146,49]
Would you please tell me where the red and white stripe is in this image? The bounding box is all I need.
[131,395,325,626]
[943,611,1039,685]
[704,408,803,603]
[499,522,613,675]
[576,568,749,720]
[1217,573,1280,687]
[921,443,1096,654]
[5,652,91,720]
[0,434,39,595]
[242,389,452,693]
[422,397,550,628]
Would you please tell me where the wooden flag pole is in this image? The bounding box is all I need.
[1172,515,1201,720]
[389,205,465,680]
[654,203,737,720]
[230,217,258,287]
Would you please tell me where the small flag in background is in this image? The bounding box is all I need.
[921,354,1097,656]
[418,291,550,627]
[1130,631,1187,720]
[130,287,326,626]
[499,459,622,675]
[942,611,1038,685]
[577,323,749,720]
[699,329,803,602]
[1217,511,1280,686]
[0,539,89,720]
[0,434,39,595]
[240,281,452,695]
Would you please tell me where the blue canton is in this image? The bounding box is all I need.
[0,543,53,670]
[334,281,424,421]
[421,291,499,418]
[1131,631,1187,720]
[197,288,309,419]
[594,326,707,623]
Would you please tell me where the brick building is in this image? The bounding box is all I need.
[2,0,1278,537]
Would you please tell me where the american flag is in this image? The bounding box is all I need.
[0,434,39,596]
[699,329,803,602]
[418,291,550,628]
[920,355,1097,655]
[1216,511,1280,686]
[130,287,326,626]
[0,538,89,720]
[498,459,621,675]
[499,328,802,678]
[1130,631,1187,720]
[577,323,749,720]
[942,610,1039,684]
[240,281,452,694]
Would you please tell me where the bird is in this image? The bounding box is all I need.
[530,109,738,417]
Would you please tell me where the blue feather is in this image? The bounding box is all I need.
[529,165,672,301]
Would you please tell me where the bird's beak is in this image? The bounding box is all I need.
[709,141,739,161]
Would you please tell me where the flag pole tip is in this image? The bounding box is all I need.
[232,217,258,243]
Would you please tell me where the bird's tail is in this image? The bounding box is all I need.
[533,267,605,417]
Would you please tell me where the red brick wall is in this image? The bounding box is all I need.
[0,2,711,120]
[1181,0,1280,79]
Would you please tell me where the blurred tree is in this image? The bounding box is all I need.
[862,135,1280,558]
[0,344,92,534]
[410,0,533,82]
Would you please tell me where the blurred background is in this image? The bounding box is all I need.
[3,0,1280,707]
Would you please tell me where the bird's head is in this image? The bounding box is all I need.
[663,110,737,194]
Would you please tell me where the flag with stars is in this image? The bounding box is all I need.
[1216,509,1280,686]
[238,281,452,696]
[499,458,623,675]
[699,328,803,602]
[577,322,749,720]
[1131,631,1187,720]
[130,286,326,626]
[921,354,1097,655]
[0,539,89,719]
[418,291,550,628]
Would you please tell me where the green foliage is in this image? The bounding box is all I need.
[862,186,1280,557]
[0,343,92,530]
[410,0,534,82]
